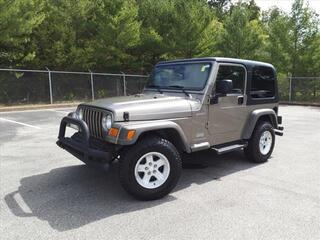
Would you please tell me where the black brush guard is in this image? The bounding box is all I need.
[56,116,115,167]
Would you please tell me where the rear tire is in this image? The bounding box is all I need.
[245,121,275,163]
[119,136,182,200]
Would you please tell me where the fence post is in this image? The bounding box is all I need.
[314,78,317,100]
[46,67,53,104]
[89,70,95,101]
[289,76,292,102]
[121,71,127,96]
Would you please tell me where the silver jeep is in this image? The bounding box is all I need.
[57,57,284,200]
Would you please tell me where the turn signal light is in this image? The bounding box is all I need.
[126,130,136,141]
[108,128,119,137]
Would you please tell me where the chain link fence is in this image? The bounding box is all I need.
[0,68,319,106]
[278,76,320,104]
[0,69,149,106]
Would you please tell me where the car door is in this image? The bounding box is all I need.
[208,63,248,145]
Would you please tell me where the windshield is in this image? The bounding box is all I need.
[146,62,212,91]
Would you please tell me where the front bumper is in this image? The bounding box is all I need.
[56,116,116,166]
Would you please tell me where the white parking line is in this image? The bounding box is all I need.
[12,192,32,214]
[0,117,41,129]
[0,108,74,114]
[0,109,49,114]
[47,109,70,114]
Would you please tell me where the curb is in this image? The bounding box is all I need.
[0,102,81,112]
[280,101,320,107]
[1,101,319,113]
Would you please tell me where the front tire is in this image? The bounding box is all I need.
[119,136,182,200]
[245,121,275,163]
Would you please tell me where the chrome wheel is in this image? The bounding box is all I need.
[259,130,272,155]
[134,152,170,189]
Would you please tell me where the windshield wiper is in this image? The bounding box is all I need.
[168,85,191,97]
[146,84,163,94]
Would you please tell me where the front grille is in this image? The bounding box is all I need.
[82,107,104,139]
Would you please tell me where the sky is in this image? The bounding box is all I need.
[237,0,320,13]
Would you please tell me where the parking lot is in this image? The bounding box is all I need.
[0,105,319,240]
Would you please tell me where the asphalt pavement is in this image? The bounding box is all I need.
[0,105,319,240]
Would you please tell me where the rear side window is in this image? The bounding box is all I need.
[251,66,275,98]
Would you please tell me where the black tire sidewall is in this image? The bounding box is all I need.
[119,137,181,200]
[246,121,275,163]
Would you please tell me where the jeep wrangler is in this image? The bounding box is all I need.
[57,57,284,200]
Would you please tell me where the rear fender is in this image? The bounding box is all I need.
[242,109,278,139]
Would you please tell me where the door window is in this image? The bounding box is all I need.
[216,65,246,94]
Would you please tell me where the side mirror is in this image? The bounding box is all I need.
[210,79,233,104]
[216,79,233,95]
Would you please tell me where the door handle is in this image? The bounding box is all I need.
[237,96,244,105]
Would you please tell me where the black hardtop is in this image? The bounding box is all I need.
[157,57,275,70]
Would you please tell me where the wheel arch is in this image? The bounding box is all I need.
[242,109,278,139]
[117,121,191,153]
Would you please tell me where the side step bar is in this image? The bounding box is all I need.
[212,143,247,155]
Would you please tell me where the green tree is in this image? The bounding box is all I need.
[22,0,107,70]
[208,0,231,20]
[168,0,221,58]
[0,0,44,67]
[217,4,265,59]
[264,7,291,73]
[29,0,140,71]
[289,0,319,77]
[247,0,261,20]
[1,0,320,79]
[307,34,320,75]
[136,0,221,72]
[93,0,141,71]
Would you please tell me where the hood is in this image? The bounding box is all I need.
[84,93,195,121]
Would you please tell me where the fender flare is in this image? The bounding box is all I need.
[242,109,278,139]
[113,120,191,153]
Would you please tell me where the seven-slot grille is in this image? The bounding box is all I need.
[82,107,104,139]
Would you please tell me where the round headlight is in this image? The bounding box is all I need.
[78,108,83,120]
[73,108,83,120]
[102,114,112,130]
